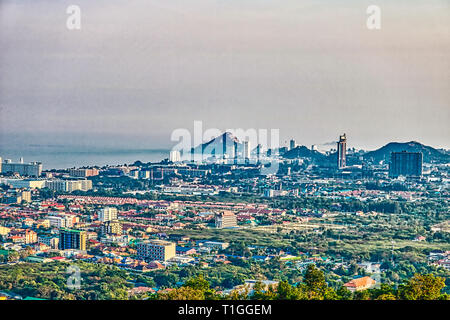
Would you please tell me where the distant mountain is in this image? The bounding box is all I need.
[193,132,242,155]
[283,146,328,161]
[363,141,450,163]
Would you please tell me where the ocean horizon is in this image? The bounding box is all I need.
[0,145,170,170]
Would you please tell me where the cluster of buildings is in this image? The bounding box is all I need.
[0,135,447,299]
[1,189,32,204]
[0,158,42,177]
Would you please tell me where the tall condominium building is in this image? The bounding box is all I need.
[289,139,296,150]
[389,151,423,178]
[337,134,347,169]
[169,150,181,163]
[243,141,251,161]
[69,168,99,177]
[222,134,227,160]
[98,207,118,222]
[227,141,235,160]
[233,141,238,164]
[136,240,176,261]
[256,144,262,163]
[59,228,87,251]
[215,210,237,229]
[1,158,42,177]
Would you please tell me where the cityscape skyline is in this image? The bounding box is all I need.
[1,128,449,153]
[1,130,448,172]
[0,1,448,305]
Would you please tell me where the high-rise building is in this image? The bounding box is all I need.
[222,134,227,160]
[289,139,296,150]
[215,210,237,229]
[337,134,347,169]
[256,144,262,163]
[136,240,176,261]
[169,150,181,163]
[98,207,118,222]
[389,151,423,178]
[243,141,251,161]
[59,228,87,251]
[228,141,235,160]
[234,141,238,164]
[1,158,42,177]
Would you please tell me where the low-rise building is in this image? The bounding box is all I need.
[215,210,237,229]
[201,241,229,250]
[45,179,92,192]
[100,220,122,235]
[136,240,176,261]
[344,276,376,292]
[69,168,99,177]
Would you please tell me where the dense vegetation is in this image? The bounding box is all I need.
[0,262,446,300]
[0,262,132,300]
[155,265,448,300]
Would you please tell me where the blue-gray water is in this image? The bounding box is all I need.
[0,132,172,170]
[0,145,169,170]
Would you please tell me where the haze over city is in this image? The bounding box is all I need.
[1,0,449,152]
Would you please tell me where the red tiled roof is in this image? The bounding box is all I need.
[344,276,376,289]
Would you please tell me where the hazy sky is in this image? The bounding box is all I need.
[0,0,449,150]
